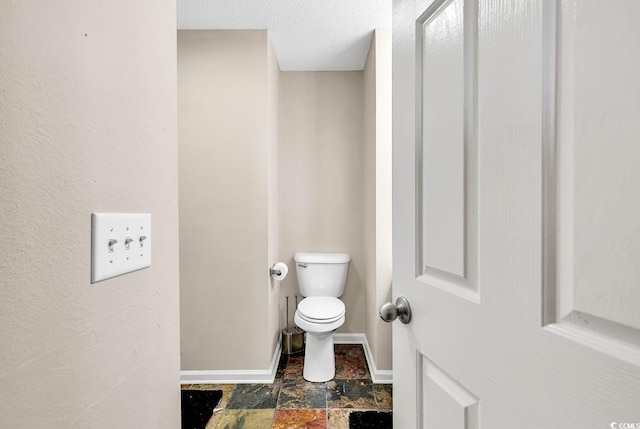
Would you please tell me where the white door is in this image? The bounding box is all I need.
[391,0,640,427]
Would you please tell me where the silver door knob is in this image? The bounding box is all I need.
[379,296,412,324]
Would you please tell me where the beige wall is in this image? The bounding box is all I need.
[0,1,180,427]
[279,72,365,333]
[178,30,279,371]
[363,29,393,371]
[267,37,282,356]
[178,30,392,374]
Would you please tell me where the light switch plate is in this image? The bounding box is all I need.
[91,213,151,283]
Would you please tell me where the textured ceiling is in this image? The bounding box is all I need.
[177,0,392,71]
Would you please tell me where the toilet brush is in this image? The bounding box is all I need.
[282,295,304,355]
[286,296,290,330]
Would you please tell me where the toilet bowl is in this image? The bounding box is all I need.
[293,252,350,382]
[294,298,345,382]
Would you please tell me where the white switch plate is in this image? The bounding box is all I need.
[91,213,151,283]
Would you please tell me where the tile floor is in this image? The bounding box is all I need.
[181,344,393,428]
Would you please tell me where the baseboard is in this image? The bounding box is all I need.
[180,340,282,385]
[333,333,393,384]
[180,333,393,385]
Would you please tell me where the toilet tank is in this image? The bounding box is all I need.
[294,252,350,297]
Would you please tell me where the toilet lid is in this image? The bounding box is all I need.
[297,297,345,322]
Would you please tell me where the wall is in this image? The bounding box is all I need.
[177,30,392,374]
[178,30,280,371]
[267,37,281,358]
[279,72,365,333]
[0,1,180,427]
[363,29,393,371]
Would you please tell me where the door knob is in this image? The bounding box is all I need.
[379,296,412,324]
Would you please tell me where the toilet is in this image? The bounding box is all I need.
[293,252,350,382]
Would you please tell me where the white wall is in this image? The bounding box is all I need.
[363,28,393,371]
[178,30,280,371]
[279,71,366,333]
[0,1,180,427]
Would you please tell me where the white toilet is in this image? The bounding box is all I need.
[293,252,350,382]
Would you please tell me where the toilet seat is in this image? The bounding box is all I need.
[296,297,345,324]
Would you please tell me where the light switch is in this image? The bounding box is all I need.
[91,213,151,283]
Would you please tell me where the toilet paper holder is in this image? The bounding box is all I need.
[270,266,282,276]
[270,262,289,281]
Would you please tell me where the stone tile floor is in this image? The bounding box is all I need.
[181,344,392,428]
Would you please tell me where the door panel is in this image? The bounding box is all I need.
[548,0,640,341]
[418,0,479,299]
[420,355,479,429]
[420,0,466,279]
[542,0,640,370]
[393,0,640,427]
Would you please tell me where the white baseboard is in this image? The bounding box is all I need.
[180,340,282,385]
[180,333,393,385]
[333,333,393,384]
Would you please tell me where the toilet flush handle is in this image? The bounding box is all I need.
[297,263,308,268]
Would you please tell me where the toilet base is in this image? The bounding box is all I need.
[302,332,335,382]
